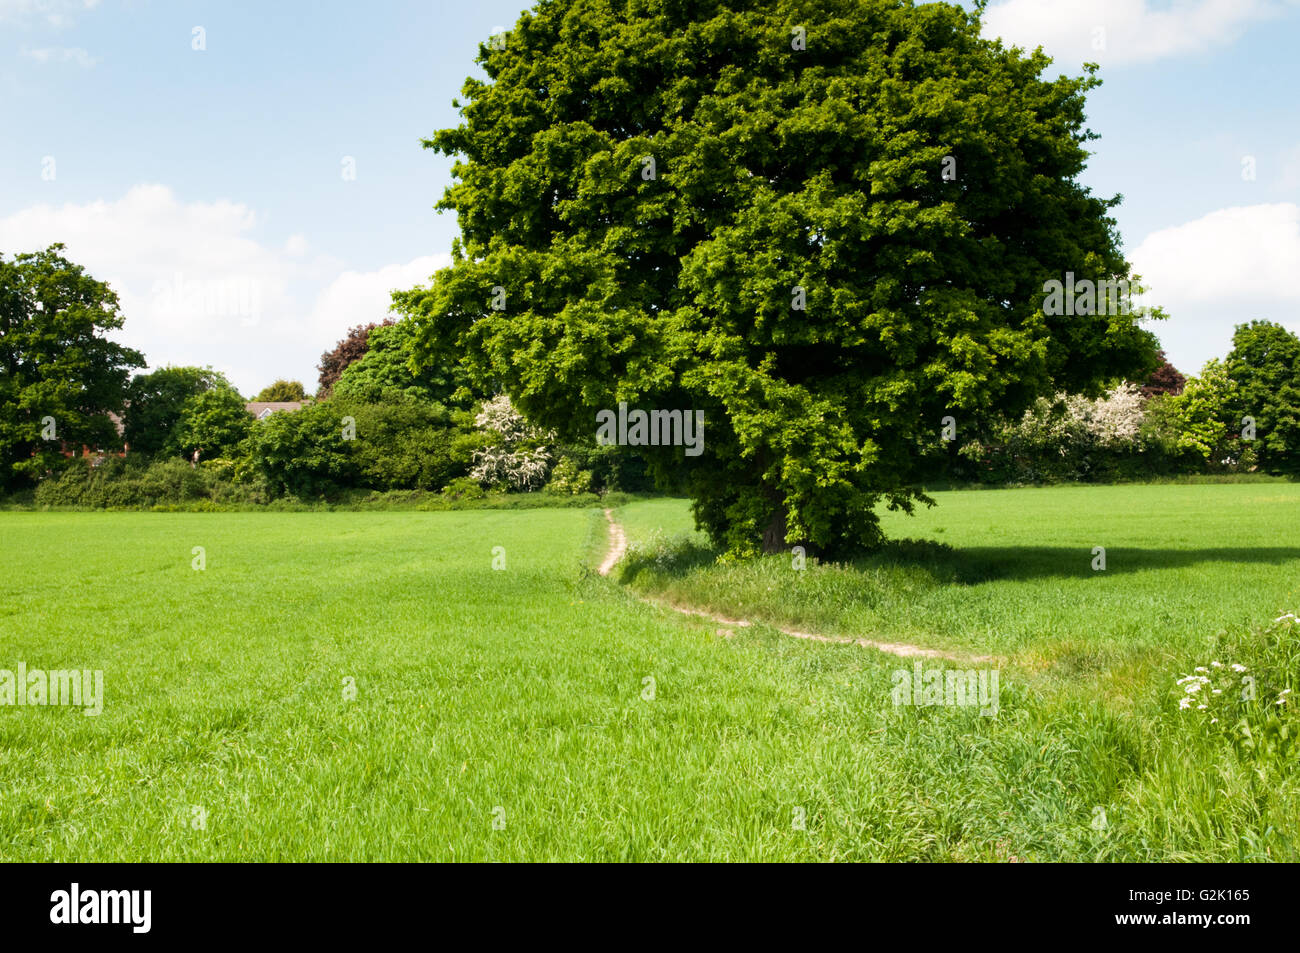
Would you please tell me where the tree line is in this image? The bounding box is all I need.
[3,243,1294,514]
[0,244,647,507]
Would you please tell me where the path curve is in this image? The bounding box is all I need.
[596,508,627,577]
[597,508,992,664]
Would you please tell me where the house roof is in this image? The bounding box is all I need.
[245,401,304,419]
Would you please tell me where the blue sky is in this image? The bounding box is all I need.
[1,0,1297,395]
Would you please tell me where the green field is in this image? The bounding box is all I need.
[1,484,1297,861]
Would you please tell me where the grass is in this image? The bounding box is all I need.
[0,484,1296,861]
[618,484,1300,662]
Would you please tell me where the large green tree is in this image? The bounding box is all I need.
[174,386,251,461]
[399,0,1161,555]
[1224,320,1300,475]
[124,365,232,458]
[0,244,144,489]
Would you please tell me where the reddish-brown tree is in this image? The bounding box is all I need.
[1141,351,1187,398]
[316,318,395,395]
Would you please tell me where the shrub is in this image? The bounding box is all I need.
[469,395,553,491]
[35,457,211,508]
[176,386,252,460]
[441,476,486,501]
[333,392,484,491]
[547,457,594,494]
[244,402,356,497]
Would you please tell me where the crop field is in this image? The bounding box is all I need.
[1,484,1297,861]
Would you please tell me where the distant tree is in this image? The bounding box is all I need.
[1140,351,1186,398]
[332,320,476,406]
[175,386,251,461]
[0,244,145,488]
[124,366,231,458]
[317,319,394,396]
[1154,360,1241,467]
[1224,320,1300,475]
[253,379,308,402]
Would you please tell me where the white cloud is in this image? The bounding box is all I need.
[0,185,447,395]
[306,256,448,343]
[285,233,309,258]
[1130,203,1300,374]
[21,46,98,68]
[0,0,100,28]
[981,0,1298,66]
[1280,144,1300,191]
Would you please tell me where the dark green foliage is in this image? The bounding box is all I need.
[333,320,477,408]
[176,385,252,460]
[1225,320,1300,476]
[400,0,1162,556]
[252,379,308,402]
[244,401,358,497]
[124,365,231,458]
[552,437,654,493]
[0,244,145,489]
[35,457,213,508]
[334,390,486,490]
[242,392,482,498]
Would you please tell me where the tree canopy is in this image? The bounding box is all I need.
[1140,350,1186,399]
[317,319,395,396]
[124,365,232,458]
[398,0,1162,555]
[1225,320,1300,475]
[252,379,308,402]
[332,319,474,407]
[0,244,144,488]
[175,385,251,461]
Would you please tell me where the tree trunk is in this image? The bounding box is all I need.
[761,503,787,554]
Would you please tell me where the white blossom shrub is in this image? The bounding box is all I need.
[960,381,1153,482]
[1063,381,1146,447]
[469,395,554,491]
